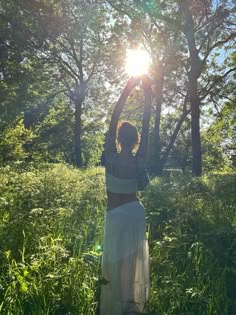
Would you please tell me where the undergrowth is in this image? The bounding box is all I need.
[0,164,235,314]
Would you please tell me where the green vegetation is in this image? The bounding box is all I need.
[0,164,235,314]
[0,1,235,313]
[0,164,105,314]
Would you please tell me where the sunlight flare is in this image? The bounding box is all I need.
[125,49,151,77]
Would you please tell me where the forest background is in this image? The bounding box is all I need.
[0,0,235,314]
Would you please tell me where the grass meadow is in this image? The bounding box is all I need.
[0,164,235,314]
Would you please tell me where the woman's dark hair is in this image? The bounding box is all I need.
[117,121,140,151]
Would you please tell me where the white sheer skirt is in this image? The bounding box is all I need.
[100,201,149,315]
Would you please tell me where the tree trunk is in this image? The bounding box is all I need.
[160,108,191,173]
[181,140,191,172]
[74,98,83,167]
[72,82,86,167]
[153,62,191,175]
[153,62,164,175]
[179,0,202,176]
[189,78,202,176]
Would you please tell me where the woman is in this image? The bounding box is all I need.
[100,75,152,315]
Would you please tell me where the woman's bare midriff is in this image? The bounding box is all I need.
[107,190,138,211]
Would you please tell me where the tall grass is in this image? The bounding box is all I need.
[0,164,235,314]
[0,164,105,314]
[143,171,236,315]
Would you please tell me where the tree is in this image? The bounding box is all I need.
[0,0,64,163]
[0,0,50,128]
[10,0,119,167]
[201,52,236,170]
[131,0,236,175]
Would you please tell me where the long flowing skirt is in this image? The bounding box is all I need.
[100,201,149,315]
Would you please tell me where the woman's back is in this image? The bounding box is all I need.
[105,151,138,210]
[106,151,137,178]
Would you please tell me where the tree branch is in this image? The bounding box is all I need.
[78,30,84,82]
[86,33,102,83]
[201,32,236,67]
[133,0,179,28]
[200,67,236,101]
[57,59,78,81]
[160,94,191,167]
[86,51,100,83]
[65,34,84,81]
[105,0,133,20]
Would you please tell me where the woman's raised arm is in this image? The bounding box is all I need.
[105,77,140,159]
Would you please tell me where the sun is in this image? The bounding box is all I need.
[125,49,151,77]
